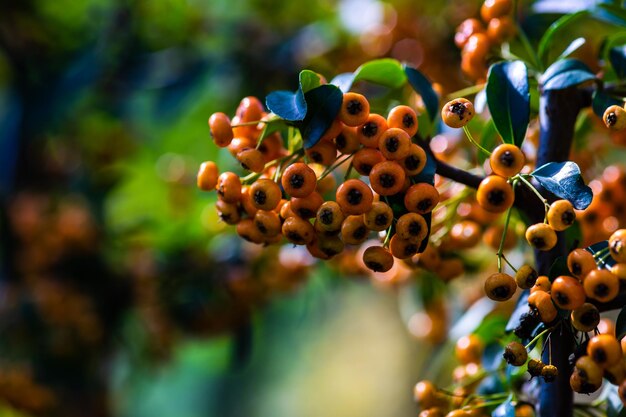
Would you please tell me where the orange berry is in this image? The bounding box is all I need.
[249,179,282,211]
[216,172,242,203]
[281,162,317,198]
[583,269,619,303]
[551,275,586,310]
[363,245,394,272]
[404,183,440,214]
[339,92,370,127]
[441,98,475,128]
[489,144,525,177]
[369,161,406,196]
[353,148,385,176]
[336,179,374,215]
[476,175,514,213]
[197,161,219,191]
[387,105,418,137]
[208,112,234,147]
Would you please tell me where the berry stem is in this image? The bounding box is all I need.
[525,326,553,351]
[382,225,393,248]
[595,251,612,268]
[497,204,514,273]
[516,174,551,219]
[317,153,355,181]
[241,149,303,184]
[462,126,492,157]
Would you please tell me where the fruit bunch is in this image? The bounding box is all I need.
[455,0,516,81]
[201,90,439,274]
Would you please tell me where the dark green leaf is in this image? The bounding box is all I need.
[297,85,343,149]
[531,161,593,210]
[592,90,624,119]
[610,45,626,79]
[556,37,586,61]
[595,3,626,27]
[492,396,515,417]
[474,315,508,344]
[538,11,591,65]
[258,118,288,142]
[486,61,530,147]
[585,240,617,269]
[266,89,307,121]
[543,69,596,91]
[299,70,323,93]
[540,58,596,91]
[548,256,570,281]
[505,290,529,332]
[541,59,592,84]
[330,58,407,92]
[617,306,626,340]
[404,66,439,122]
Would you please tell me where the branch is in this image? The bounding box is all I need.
[417,137,484,189]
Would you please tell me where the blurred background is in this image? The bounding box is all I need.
[1,1,625,416]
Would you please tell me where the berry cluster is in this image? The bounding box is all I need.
[455,0,516,81]
[201,92,438,273]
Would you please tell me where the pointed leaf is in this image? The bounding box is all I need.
[531,161,593,210]
[330,59,407,92]
[538,11,591,64]
[266,89,307,121]
[298,84,343,149]
[299,70,323,93]
[486,61,530,147]
[404,66,439,122]
[592,89,624,118]
[541,59,597,91]
[610,45,626,79]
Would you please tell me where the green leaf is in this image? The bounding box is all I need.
[474,315,508,344]
[486,60,530,147]
[297,85,343,149]
[556,37,586,61]
[404,65,439,123]
[610,45,626,79]
[531,161,593,210]
[266,89,307,121]
[541,59,596,91]
[617,306,626,340]
[548,256,570,281]
[330,58,407,92]
[538,11,591,65]
[299,70,323,93]
[592,89,623,118]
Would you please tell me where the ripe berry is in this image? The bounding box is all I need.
[216,200,241,225]
[379,128,412,160]
[484,272,516,301]
[387,105,418,137]
[612,263,626,280]
[254,210,282,237]
[400,144,427,176]
[587,334,622,368]
[419,409,445,417]
[208,112,234,147]
[340,92,370,127]
[448,220,482,249]
[476,175,514,213]
[541,364,558,382]
[455,334,483,365]
[353,148,385,176]
[489,144,525,177]
[311,235,344,259]
[574,356,604,388]
[515,265,538,289]
[319,118,344,143]
[389,235,420,259]
[571,303,600,332]
[567,248,596,278]
[547,200,576,231]
[281,162,317,198]
[306,141,337,166]
[291,192,324,219]
[341,215,370,245]
[363,245,394,272]
[441,98,475,128]
[503,341,528,366]
[249,179,282,210]
[363,201,393,232]
[455,18,485,49]
[514,404,535,417]
[216,172,242,203]
[336,179,374,215]
[481,0,513,22]
[282,216,315,245]
[527,359,545,378]
[583,269,619,302]
[528,290,557,323]
[316,201,345,233]
[197,161,219,191]
[396,213,429,244]
[486,16,516,43]
[603,105,626,131]
[236,218,264,243]
[334,125,360,155]
[525,223,557,251]
[530,275,551,293]
[369,161,406,196]
[413,380,442,409]
[240,186,259,217]
[404,183,440,214]
[609,229,626,262]
[237,148,265,173]
[551,275,585,310]
[357,113,388,148]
